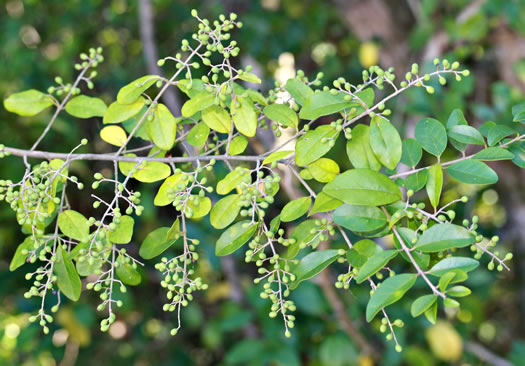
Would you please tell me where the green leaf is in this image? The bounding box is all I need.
[346,125,381,171]
[426,164,443,210]
[103,98,145,124]
[108,215,134,244]
[10,237,34,271]
[246,89,267,106]
[148,104,177,151]
[166,218,181,241]
[438,271,457,291]
[429,257,479,276]
[299,89,374,121]
[4,89,54,116]
[139,227,178,259]
[447,125,485,145]
[117,75,159,104]
[424,301,438,324]
[323,169,402,206]
[177,79,205,98]
[58,210,89,242]
[238,72,262,84]
[216,168,250,195]
[366,273,417,322]
[307,158,340,183]
[201,105,231,133]
[232,97,257,137]
[181,91,216,118]
[509,140,525,168]
[228,136,248,155]
[263,104,298,128]
[290,249,339,289]
[215,221,258,256]
[210,194,242,229]
[446,109,468,129]
[154,174,186,206]
[116,262,142,286]
[473,147,514,161]
[512,102,525,122]
[346,239,382,268]
[333,204,387,233]
[415,118,447,157]
[355,250,398,284]
[415,223,475,252]
[411,295,437,317]
[121,106,150,140]
[447,160,498,184]
[393,227,430,269]
[406,170,428,192]
[487,124,516,146]
[184,196,211,219]
[187,122,210,147]
[281,197,312,222]
[401,138,422,167]
[54,246,82,301]
[295,125,339,166]
[65,95,107,118]
[119,157,171,183]
[369,116,402,170]
[262,150,294,165]
[284,219,322,259]
[447,285,471,297]
[309,192,343,216]
[446,109,468,151]
[285,78,314,106]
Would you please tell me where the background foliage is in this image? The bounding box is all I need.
[1,0,525,365]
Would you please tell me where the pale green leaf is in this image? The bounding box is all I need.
[263,104,298,128]
[346,125,381,171]
[187,122,210,147]
[54,246,82,301]
[281,197,312,222]
[426,164,443,210]
[295,125,339,166]
[201,105,231,134]
[58,210,89,242]
[415,223,475,252]
[117,75,159,104]
[4,89,54,116]
[65,95,107,118]
[108,215,134,244]
[232,97,257,137]
[103,98,145,124]
[210,194,242,229]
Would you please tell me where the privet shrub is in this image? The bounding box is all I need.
[1,11,524,352]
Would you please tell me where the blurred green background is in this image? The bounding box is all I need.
[1,0,525,365]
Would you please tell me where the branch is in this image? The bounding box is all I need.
[3,146,263,163]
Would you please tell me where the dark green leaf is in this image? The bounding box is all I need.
[366,273,417,322]
[369,116,402,170]
[290,250,339,289]
[401,138,422,167]
[116,262,142,286]
[139,227,178,259]
[447,160,498,184]
[415,118,447,157]
[473,147,514,161]
[346,125,381,171]
[447,125,485,145]
[426,164,442,210]
[295,125,339,166]
[54,246,82,301]
[428,257,479,276]
[323,169,402,206]
[333,204,387,233]
[281,197,312,222]
[411,295,437,317]
[415,224,475,252]
[215,221,258,256]
[355,250,398,284]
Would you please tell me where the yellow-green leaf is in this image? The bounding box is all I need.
[100,125,128,146]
